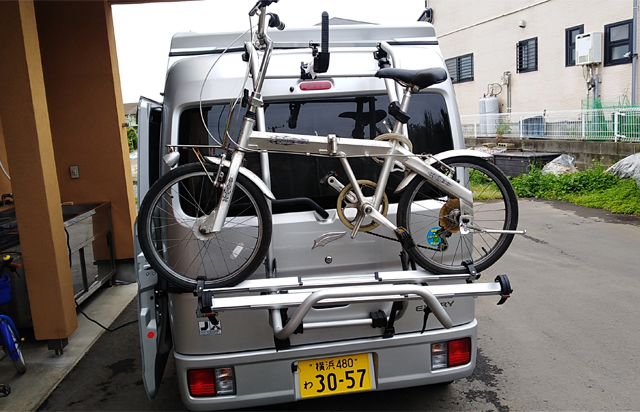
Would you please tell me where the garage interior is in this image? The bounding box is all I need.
[0,0,152,351]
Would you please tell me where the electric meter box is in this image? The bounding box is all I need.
[575,32,602,65]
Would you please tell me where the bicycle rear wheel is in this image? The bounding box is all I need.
[138,163,272,290]
[397,155,518,274]
[0,319,25,374]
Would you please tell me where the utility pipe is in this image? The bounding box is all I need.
[633,0,638,105]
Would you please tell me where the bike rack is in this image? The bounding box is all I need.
[195,269,512,341]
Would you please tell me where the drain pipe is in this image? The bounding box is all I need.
[502,71,512,113]
[633,0,638,105]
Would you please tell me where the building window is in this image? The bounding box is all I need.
[565,25,584,66]
[604,19,633,66]
[516,38,538,73]
[445,54,474,84]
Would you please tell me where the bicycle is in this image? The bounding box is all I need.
[0,255,26,374]
[138,0,525,291]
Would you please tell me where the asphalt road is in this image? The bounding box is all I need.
[39,199,640,411]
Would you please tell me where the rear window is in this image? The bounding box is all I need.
[178,93,453,212]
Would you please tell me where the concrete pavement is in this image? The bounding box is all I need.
[0,283,137,411]
[30,199,640,410]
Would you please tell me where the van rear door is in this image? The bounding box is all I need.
[135,97,172,399]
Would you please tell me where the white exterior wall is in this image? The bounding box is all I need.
[430,0,638,115]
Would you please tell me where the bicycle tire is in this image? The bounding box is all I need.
[0,319,26,374]
[397,155,518,274]
[138,163,272,290]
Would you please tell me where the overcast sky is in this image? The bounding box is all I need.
[112,0,426,103]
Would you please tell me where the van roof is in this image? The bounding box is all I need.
[169,23,438,58]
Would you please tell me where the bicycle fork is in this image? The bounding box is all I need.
[199,3,274,236]
[198,115,255,235]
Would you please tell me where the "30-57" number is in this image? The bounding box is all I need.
[315,369,367,392]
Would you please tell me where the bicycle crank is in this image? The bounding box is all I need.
[336,180,389,232]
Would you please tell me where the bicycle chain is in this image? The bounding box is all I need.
[365,231,440,251]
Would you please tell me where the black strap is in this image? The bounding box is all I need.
[420,306,432,334]
[383,301,404,339]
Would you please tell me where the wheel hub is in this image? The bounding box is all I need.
[439,198,461,233]
[194,216,217,241]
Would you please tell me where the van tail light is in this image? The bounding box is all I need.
[188,369,216,396]
[448,338,471,367]
[188,367,236,397]
[431,338,471,370]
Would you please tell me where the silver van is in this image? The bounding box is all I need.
[136,6,513,410]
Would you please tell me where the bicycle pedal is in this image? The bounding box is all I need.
[319,171,338,185]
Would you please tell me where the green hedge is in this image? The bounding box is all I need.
[511,164,640,215]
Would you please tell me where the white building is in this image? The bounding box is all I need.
[428,0,638,115]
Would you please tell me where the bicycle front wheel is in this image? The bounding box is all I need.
[138,163,272,290]
[397,155,518,274]
[0,320,26,374]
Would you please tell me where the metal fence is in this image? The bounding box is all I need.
[460,107,640,142]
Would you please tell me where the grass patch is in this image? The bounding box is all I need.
[469,169,503,200]
[510,163,640,215]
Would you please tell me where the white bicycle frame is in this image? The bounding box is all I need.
[200,3,478,238]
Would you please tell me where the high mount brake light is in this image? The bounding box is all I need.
[299,81,332,91]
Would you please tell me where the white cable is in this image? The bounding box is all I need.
[223,14,260,148]
[199,23,256,146]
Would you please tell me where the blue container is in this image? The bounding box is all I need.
[0,274,11,306]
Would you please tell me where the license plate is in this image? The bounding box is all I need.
[296,353,375,399]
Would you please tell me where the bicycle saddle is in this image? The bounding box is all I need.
[375,68,448,90]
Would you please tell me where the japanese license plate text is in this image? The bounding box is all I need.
[297,353,374,398]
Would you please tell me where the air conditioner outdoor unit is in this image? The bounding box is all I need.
[575,32,602,65]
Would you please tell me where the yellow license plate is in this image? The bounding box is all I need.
[297,353,374,399]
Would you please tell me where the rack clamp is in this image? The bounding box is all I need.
[383,301,404,339]
[462,259,481,283]
[374,44,391,69]
[495,274,512,305]
[370,310,388,329]
[195,277,218,325]
[395,227,415,250]
[388,101,410,124]
[399,250,417,271]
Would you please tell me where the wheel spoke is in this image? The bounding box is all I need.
[138,164,271,289]
[398,157,517,274]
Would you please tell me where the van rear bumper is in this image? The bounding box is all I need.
[174,319,478,411]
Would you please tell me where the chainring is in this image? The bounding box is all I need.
[336,180,389,232]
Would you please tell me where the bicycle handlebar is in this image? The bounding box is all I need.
[267,13,285,31]
[2,255,22,271]
[249,0,279,17]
